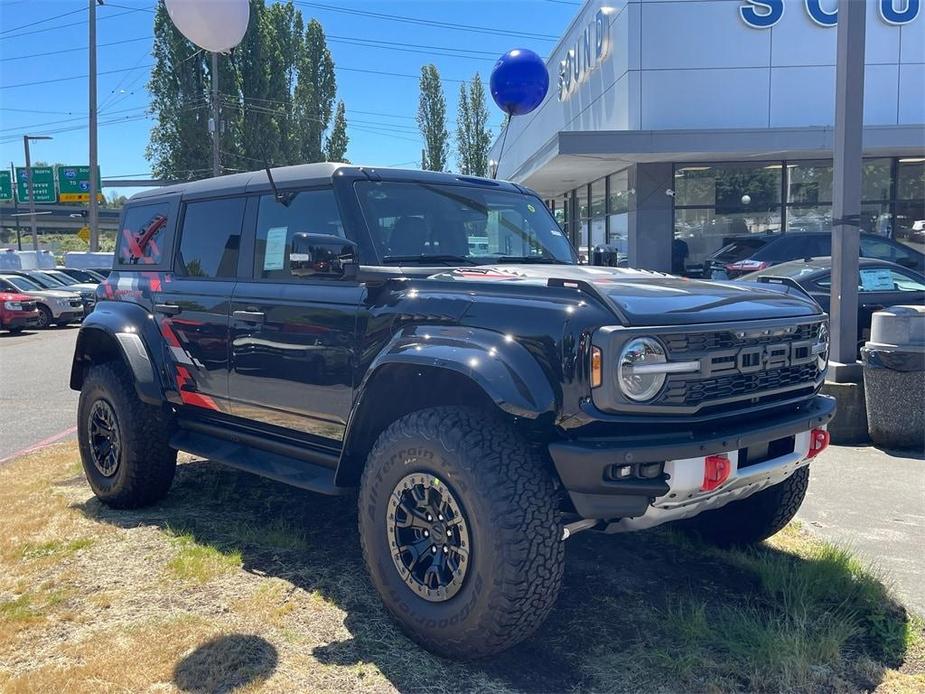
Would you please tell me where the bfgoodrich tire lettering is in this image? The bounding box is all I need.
[77,362,177,508]
[358,406,565,659]
[682,466,810,546]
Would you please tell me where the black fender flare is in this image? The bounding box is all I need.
[69,302,167,406]
[336,325,557,485]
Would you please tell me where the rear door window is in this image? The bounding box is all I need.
[176,198,246,278]
[860,236,924,271]
[117,202,172,266]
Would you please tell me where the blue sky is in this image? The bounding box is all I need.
[0,0,576,199]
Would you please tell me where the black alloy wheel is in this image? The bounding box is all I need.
[88,398,121,477]
[387,472,471,602]
[35,305,51,329]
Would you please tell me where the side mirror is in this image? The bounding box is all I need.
[289,233,358,279]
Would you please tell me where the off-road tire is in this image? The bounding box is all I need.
[682,466,810,546]
[358,406,565,659]
[77,362,177,508]
[35,305,52,329]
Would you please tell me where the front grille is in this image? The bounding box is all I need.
[655,319,826,412]
[663,363,820,406]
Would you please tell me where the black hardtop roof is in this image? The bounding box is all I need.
[129,163,531,202]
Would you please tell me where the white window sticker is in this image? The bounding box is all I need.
[860,268,893,292]
[264,227,288,271]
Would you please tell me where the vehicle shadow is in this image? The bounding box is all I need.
[77,458,913,692]
[0,329,39,339]
[173,633,278,692]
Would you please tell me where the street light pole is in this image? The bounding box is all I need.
[88,0,100,251]
[211,51,220,177]
[829,0,866,374]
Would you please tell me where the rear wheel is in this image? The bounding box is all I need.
[681,466,810,546]
[77,362,177,508]
[358,406,565,659]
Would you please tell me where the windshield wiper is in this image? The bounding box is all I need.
[381,254,478,266]
[493,256,571,264]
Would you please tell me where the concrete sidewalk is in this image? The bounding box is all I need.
[798,444,925,617]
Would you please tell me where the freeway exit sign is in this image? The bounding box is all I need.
[0,171,11,202]
[15,166,56,203]
[57,165,103,203]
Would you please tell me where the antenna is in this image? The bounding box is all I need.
[264,162,293,207]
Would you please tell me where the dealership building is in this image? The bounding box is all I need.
[490,0,925,275]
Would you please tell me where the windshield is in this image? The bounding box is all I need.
[354,181,576,265]
[44,271,79,285]
[64,268,101,283]
[27,272,66,289]
[4,276,43,292]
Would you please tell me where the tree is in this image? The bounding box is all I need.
[294,18,336,163]
[325,101,349,162]
[455,73,491,177]
[146,1,210,180]
[417,65,448,172]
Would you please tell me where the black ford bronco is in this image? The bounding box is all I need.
[70,164,834,658]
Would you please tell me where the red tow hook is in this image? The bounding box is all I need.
[807,428,830,459]
[701,454,732,492]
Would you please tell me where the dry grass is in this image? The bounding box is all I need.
[0,441,921,693]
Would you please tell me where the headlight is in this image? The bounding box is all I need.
[618,337,668,402]
[3,301,22,311]
[57,297,72,307]
[814,323,829,371]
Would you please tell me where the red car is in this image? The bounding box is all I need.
[0,291,40,333]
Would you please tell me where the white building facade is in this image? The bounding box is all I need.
[490,0,925,274]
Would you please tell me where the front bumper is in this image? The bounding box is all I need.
[548,394,836,520]
[2,313,40,329]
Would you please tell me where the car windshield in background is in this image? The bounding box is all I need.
[354,181,576,265]
[23,273,64,289]
[44,271,79,285]
[4,276,43,292]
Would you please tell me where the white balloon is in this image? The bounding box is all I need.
[165,0,250,53]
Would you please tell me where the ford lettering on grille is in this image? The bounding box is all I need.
[700,340,816,378]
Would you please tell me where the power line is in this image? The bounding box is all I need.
[0,6,86,36]
[0,106,148,134]
[292,2,558,42]
[0,36,152,63]
[0,7,146,41]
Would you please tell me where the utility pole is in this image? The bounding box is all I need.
[88,0,100,251]
[10,162,22,250]
[211,52,220,177]
[828,0,866,375]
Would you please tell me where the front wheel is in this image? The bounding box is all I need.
[358,407,565,659]
[680,466,810,546]
[35,305,52,329]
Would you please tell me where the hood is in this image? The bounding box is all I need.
[431,264,821,326]
[20,288,80,300]
[68,282,98,292]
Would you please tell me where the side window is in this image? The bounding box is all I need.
[117,203,171,266]
[176,198,245,278]
[804,234,831,258]
[859,236,921,270]
[253,189,344,280]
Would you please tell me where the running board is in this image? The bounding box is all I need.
[170,429,344,495]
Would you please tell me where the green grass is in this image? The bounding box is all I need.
[165,528,242,584]
[0,595,37,624]
[20,538,94,561]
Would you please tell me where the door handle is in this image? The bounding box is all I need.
[233,310,265,324]
[155,302,181,316]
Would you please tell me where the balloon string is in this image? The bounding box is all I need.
[493,113,511,180]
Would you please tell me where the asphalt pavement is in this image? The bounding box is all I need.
[0,326,80,461]
[799,444,925,617]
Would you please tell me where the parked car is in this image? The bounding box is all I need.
[0,274,84,327]
[63,251,115,275]
[10,270,96,316]
[70,163,834,659]
[711,232,925,279]
[0,291,40,333]
[56,267,106,284]
[740,257,925,347]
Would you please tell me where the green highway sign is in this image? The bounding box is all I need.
[57,165,103,203]
[15,166,56,203]
[0,171,11,202]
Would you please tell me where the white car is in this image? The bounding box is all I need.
[0,274,85,328]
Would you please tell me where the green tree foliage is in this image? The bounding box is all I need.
[147,0,341,178]
[146,2,210,180]
[325,101,349,162]
[455,73,491,177]
[417,65,448,172]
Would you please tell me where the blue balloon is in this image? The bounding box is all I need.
[490,49,549,117]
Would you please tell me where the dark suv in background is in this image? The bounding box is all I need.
[70,164,834,658]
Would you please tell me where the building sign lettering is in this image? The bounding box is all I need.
[739,0,920,28]
[558,8,612,102]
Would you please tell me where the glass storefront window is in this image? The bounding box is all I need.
[787,161,832,204]
[787,205,832,233]
[861,202,892,237]
[675,207,782,276]
[608,169,630,215]
[675,163,781,210]
[590,178,606,219]
[896,158,925,201]
[862,158,892,201]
